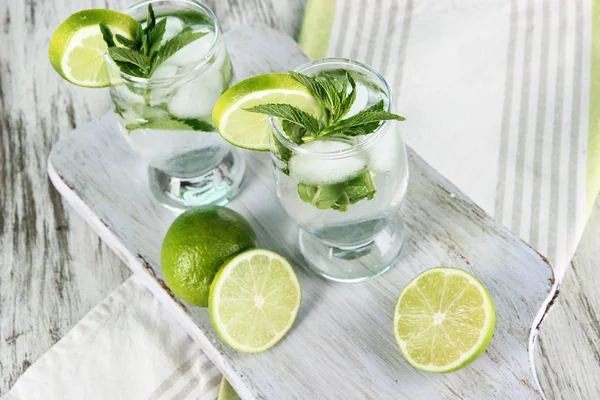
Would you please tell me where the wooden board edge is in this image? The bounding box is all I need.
[530,278,561,400]
[47,157,257,400]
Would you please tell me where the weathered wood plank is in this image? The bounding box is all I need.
[535,195,600,400]
[48,26,554,399]
[0,0,304,395]
[3,0,600,398]
[0,0,132,394]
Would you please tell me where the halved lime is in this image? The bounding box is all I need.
[49,10,138,87]
[393,267,495,373]
[209,248,302,353]
[212,74,320,151]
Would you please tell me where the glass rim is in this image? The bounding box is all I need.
[103,0,221,85]
[269,58,394,159]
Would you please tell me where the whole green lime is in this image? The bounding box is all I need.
[160,206,258,307]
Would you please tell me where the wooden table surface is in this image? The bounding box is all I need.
[1,1,599,399]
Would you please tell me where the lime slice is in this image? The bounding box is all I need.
[212,74,320,151]
[393,267,495,373]
[49,10,138,87]
[209,248,302,353]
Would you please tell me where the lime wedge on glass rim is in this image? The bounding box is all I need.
[209,248,302,353]
[212,74,320,151]
[48,9,138,87]
[393,267,495,373]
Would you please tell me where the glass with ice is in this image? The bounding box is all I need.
[270,59,409,282]
[105,0,244,210]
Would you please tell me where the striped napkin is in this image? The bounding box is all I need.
[3,276,232,400]
[300,0,600,280]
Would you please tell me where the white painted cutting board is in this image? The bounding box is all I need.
[48,26,556,399]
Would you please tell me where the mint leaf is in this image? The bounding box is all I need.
[140,33,149,56]
[99,23,116,47]
[297,183,343,210]
[344,171,376,203]
[318,69,386,95]
[125,117,214,132]
[181,118,215,131]
[148,18,167,56]
[144,4,156,34]
[150,30,208,75]
[341,73,357,119]
[323,100,405,137]
[245,103,320,134]
[115,34,137,49]
[296,170,376,212]
[289,71,354,124]
[108,47,151,75]
[281,120,306,145]
[289,71,325,103]
[102,4,200,79]
[134,24,143,48]
[115,62,145,77]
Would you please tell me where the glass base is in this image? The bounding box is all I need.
[298,215,405,283]
[148,147,245,211]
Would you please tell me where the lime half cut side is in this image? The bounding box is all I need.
[393,267,496,373]
[49,9,138,87]
[209,248,302,353]
[212,74,320,151]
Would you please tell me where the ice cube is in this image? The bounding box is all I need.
[167,69,223,119]
[342,82,369,120]
[114,84,145,105]
[159,17,185,44]
[151,64,179,80]
[288,140,367,185]
[363,122,405,172]
[148,65,179,105]
[162,32,215,67]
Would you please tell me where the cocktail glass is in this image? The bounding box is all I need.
[270,58,409,282]
[105,0,244,210]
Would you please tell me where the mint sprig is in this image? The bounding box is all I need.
[100,4,207,79]
[323,100,405,137]
[245,71,405,142]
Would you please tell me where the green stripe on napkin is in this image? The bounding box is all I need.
[589,0,600,216]
[298,0,336,59]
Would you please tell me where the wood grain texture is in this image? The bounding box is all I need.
[0,0,304,395]
[0,0,132,394]
[48,26,554,399]
[2,0,600,398]
[535,195,600,400]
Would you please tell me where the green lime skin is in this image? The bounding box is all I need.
[48,9,138,87]
[160,206,258,307]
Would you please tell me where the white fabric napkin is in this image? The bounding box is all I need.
[300,0,599,280]
[3,276,223,400]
